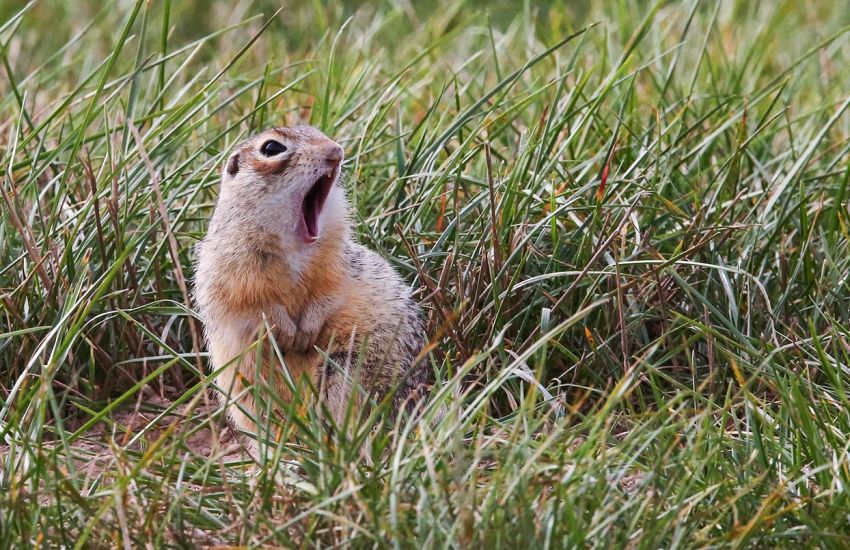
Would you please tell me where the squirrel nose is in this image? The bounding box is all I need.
[324,143,344,164]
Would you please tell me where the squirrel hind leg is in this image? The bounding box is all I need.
[318,350,397,425]
[318,351,358,426]
[318,344,430,426]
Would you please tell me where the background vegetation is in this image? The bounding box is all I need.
[2,0,850,546]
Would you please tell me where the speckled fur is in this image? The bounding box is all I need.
[194,126,427,439]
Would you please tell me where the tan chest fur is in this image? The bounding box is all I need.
[201,227,366,410]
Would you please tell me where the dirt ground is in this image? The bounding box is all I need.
[1,389,248,484]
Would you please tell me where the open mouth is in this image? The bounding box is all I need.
[299,168,336,243]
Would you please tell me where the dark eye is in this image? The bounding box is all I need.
[260,140,287,156]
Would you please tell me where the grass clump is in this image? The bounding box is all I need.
[3,0,850,546]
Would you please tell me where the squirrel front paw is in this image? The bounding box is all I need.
[292,301,328,353]
[269,305,298,351]
[268,303,327,353]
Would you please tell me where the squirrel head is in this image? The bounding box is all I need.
[216,125,347,251]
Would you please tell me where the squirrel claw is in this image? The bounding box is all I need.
[293,326,321,352]
[291,331,312,353]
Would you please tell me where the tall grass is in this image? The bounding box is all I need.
[2,0,850,546]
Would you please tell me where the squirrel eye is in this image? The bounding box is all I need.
[260,140,287,156]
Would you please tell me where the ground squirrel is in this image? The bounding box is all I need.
[194,126,428,439]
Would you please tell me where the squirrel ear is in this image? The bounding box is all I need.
[226,153,240,176]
